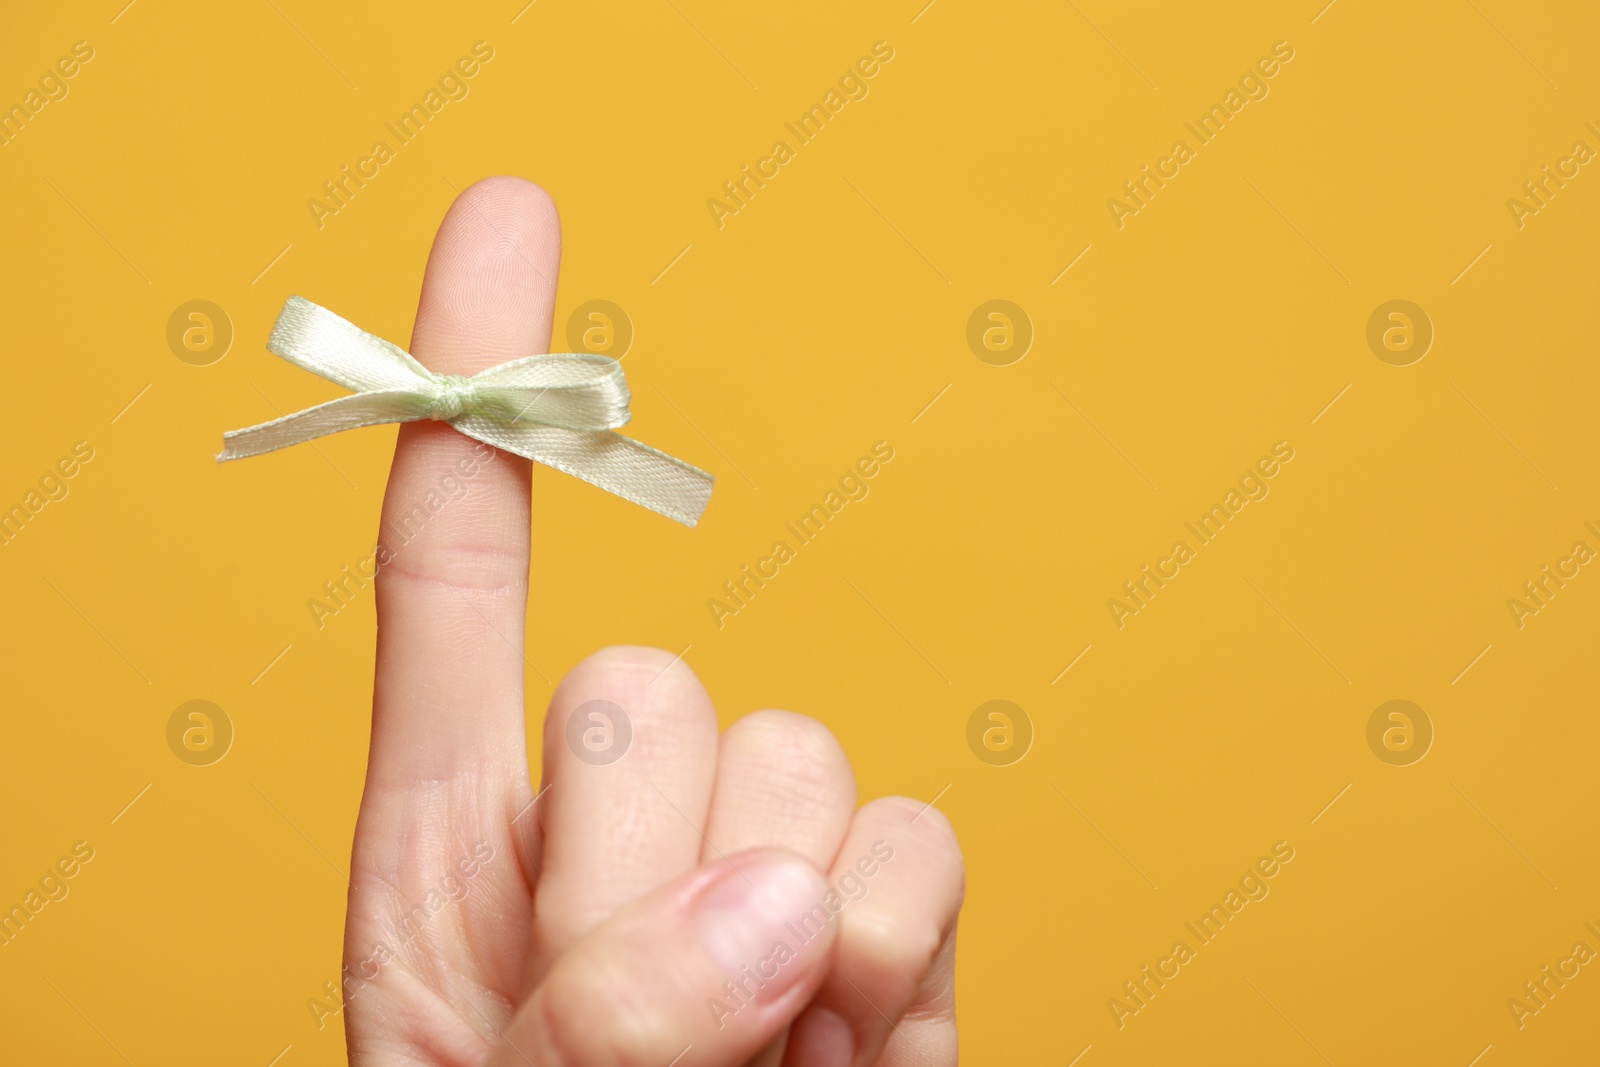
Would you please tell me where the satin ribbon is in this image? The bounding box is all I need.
[217,296,714,527]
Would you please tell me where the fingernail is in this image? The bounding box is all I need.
[693,855,829,1001]
[787,1006,856,1067]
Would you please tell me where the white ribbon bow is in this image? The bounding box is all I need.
[218,296,714,527]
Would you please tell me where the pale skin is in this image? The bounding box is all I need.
[342,176,965,1067]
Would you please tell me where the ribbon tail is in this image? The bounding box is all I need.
[454,415,714,527]
[218,391,433,461]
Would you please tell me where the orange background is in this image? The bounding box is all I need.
[2,1,1599,1063]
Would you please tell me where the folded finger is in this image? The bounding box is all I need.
[704,709,857,868]
[528,646,720,978]
[702,709,858,1067]
[781,797,965,1067]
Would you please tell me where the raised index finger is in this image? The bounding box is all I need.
[368,176,560,788]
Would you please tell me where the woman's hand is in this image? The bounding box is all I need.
[340,176,965,1067]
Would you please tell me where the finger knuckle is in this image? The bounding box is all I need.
[729,710,854,805]
[843,909,944,981]
[858,796,967,910]
[868,797,964,863]
[559,645,703,705]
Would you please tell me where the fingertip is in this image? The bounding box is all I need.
[688,849,839,1022]
[699,847,834,916]
[445,175,560,246]
[444,176,561,265]
[506,850,836,1067]
[412,175,563,374]
[460,173,558,209]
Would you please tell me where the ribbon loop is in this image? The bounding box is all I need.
[219,296,714,527]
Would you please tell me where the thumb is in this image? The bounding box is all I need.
[488,850,838,1067]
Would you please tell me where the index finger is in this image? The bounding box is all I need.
[368,176,561,788]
